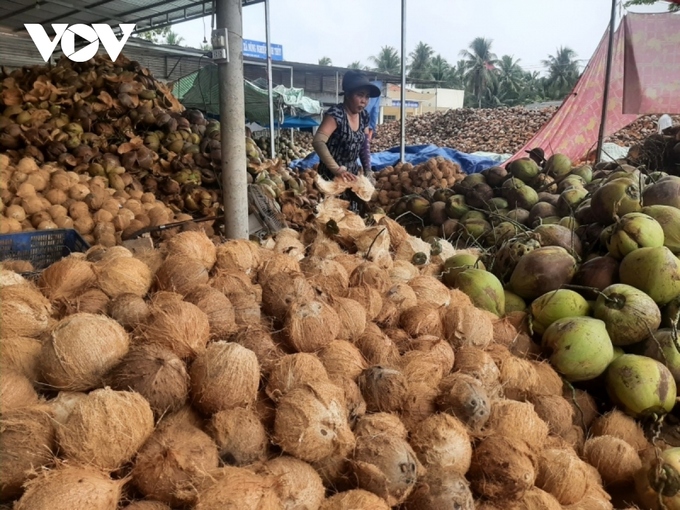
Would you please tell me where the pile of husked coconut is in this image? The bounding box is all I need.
[0,203,673,509]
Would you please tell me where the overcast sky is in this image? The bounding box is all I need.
[172,0,670,74]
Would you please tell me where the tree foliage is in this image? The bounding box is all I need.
[369,46,401,75]
[624,0,679,11]
[318,56,333,66]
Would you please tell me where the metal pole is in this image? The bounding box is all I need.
[290,68,294,143]
[335,71,339,103]
[265,0,276,160]
[217,0,249,239]
[400,0,406,164]
[595,0,617,164]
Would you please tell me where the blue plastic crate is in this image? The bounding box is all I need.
[0,229,90,271]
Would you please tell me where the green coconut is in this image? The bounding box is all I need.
[605,354,677,418]
[542,317,614,382]
[507,158,541,182]
[506,186,539,211]
[590,178,642,225]
[634,447,680,510]
[607,213,665,259]
[509,246,578,300]
[571,164,593,183]
[641,205,680,255]
[530,289,591,335]
[556,186,589,218]
[639,329,680,385]
[545,154,572,181]
[453,268,505,316]
[445,195,469,220]
[504,291,527,313]
[441,253,485,288]
[619,246,680,305]
[594,283,661,346]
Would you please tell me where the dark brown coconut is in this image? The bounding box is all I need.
[358,365,408,413]
[452,346,503,399]
[400,304,444,337]
[261,271,315,322]
[442,304,494,349]
[406,467,475,510]
[320,489,390,510]
[184,285,237,338]
[535,448,589,505]
[437,373,491,432]
[410,413,472,474]
[318,340,368,382]
[0,284,52,338]
[484,400,549,452]
[533,224,583,257]
[207,407,268,466]
[0,335,41,382]
[563,387,599,429]
[528,394,574,436]
[155,255,209,295]
[106,343,189,419]
[590,409,649,451]
[573,255,620,296]
[331,296,367,340]
[141,301,210,360]
[509,246,577,300]
[190,341,259,414]
[265,353,330,402]
[255,456,325,510]
[284,300,341,352]
[123,502,172,510]
[232,325,284,376]
[355,323,401,366]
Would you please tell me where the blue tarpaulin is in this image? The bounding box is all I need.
[290,144,500,175]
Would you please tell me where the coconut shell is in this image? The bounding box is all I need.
[274,381,355,463]
[535,448,590,505]
[400,381,439,432]
[14,464,124,510]
[409,275,451,307]
[132,416,219,507]
[141,301,210,360]
[38,256,96,302]
[163,230,216,271]
[528,395,574,436]
[563,387,599,429]
[442,305,494,349]
[261,271,315,322]
[155,255,209,295]
[108,293,150,328]
[266,353,329,402]
[284,300,341,352]
[484,400,549,452]
[437,373,490,432]
[529,361,564,396]
[358,365,408,413]
[319,489,390,510]
[410,413,472,474]
[354,412,408,440]
[583,435,642,486]
[0,335,41,382]
[0,284,52,338]
[318,340,367,382]
[190,341,259,415]
[406,467,475,510]
[95,256,152,298]
[215,239,260,274]
[40,313,129,391]
[453,347,503,399]
[355,323,400,367]
[106,344,189,419]
[351,433,421,506]
[497,356,541,401]
[347,284,384,321]
[400,304,444,337]
[0,405,55,500]
[407,335,455,375]
[183,285,237,338]
[232,325,284,375]
[590,409,649,452]
[256,456,325,510]
[331,296,367,341]
[207,407,268,466]
[468,435,537,501]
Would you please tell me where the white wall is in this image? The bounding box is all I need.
[419,88,465,110]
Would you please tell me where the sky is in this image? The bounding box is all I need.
[172,0,671,75]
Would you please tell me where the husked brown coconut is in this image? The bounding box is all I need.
[330,253,361,276]
[354,412,408,440]
[355,323,400,366]
[57,388,153,471]
[232,326,283,375]
[399,352,444,387]
[409,275,451,307]
[230,294,262,326]
[385,327,413,353]
[163,230,216,270]
[14,465,124,510]
[136,250,165,277]
[485,400,549,452]
[0,405,55,500]
[406,467,475,510]
[123,502,171,510]
[285,300,341,352]
[215,239,260,274]
[40,313,129,391]
[155,255,209,295]
[266,353,329,402]
[516,488,563,510]
[358,366,408,413]
[498,356,541,401]
[379,216,410,250]
[492,316,520,347]
[442,304,494,349]
[141,301,210,360]
[190,342,259,414]
[256,456,325,510]
[0,284,52,338]
[400,304,444,337]
[108,293,150,328]
[337,376,367,424]
[437,373,490,432]
[407,335,455,375]
[274,381,355,463]
[207,407,268,466]
[46,391,87,426]
[193,466,281,510]
[320,489,389,510]
[400,382,439,432]
[95,256,152,298]
[535,448,589,505]
[261,271,315,322]
[389,259,420,283]
[319,340,367,382]
[132,416,219,507]
[257,251,301,283]
[351,433,422,506]
[375,299,400,328]
[209,270,257,300]
[453,347,503,399]
[38,256,95,301]
[468,435,537,501]
[331,296,367,340]
[148,290,184,309]
[410,413,472,474]
[561,482,613,510]
[106,344,189,419]
[563,387,599,429]
[0,335,41,381]
[590,409,648,451]
[560,424,586,456]
[529,361,564,396]
[349,261,391,293]
[184,285,236,338]
[347,284,383,321]
[528,395,574,436]
[583,435,641,486]
[300,257,350,298]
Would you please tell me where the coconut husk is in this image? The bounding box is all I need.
[0,269,28,287]
[406,467,475,510]
[231,325,283,376]
[87,245,133,263]
[528,361,564,397]
[527,394,574,437]
[400,381,439,432]
[399,351,445,387]
[437,373,490,432]
[141,301,210,360]
[184,285,237,338]
[0,405,55,500]
[14,464,125,510]
[59,287,110,317]
[318,340,367,383]
[94,255,152,299]
[583,435,642,487]
[374,300,400,329]
[148,290,184,309]
[40,313,129,391]
[135,249,165,277]
[349,262,391,294]
[0,260,33,273]
[191,465,281,509]
[351,433,422,506]
[106,343,189,419]
[484,400,549,452]
[399,304,443,338]
[508,332,543,360]
[190,341,259,415]
[261,271,316,323]
[308,238,343,259]
[559,424,586,456]
[441,304,494,349]
[384,283,419,312]
[254,456,325,510]
[515,487,563,510]
[468,435,537,501]
[452,346,503,399]
[336,376,367,425]
[347,284,383,321]
[410,413,472,474]
[379,216,410,251]
[300,257,350,298]
[562,483,614,510]
[215,239,260,275]
[311,451,354,491]
[331,253,363,277]
[284,300,341,352]
[316,174,375,202]
[389,260,420,284]
[207,407,268,466]
[354,323,400,367]
[230,294,263,327]
[57,387,154,471]
[590,409,649,452]
[132,416,219,507]
[354,412,408,440]
[409,276,451,307]
[395,236,432,266]
[265,353,329,402]
[123,502,172,510]
[46,391,87,426]
[108,293,150,329]
[384,327,413,354]
[563,387,599,429]
[155,255,209,295]
[331,296,367,341]
[163,230,216,271]
[407,335,455,375]
[0,284,52,338]
[358,366,408,413]
[484,343,513,366]
[319,489,390,510]
[257,251,301,284]
[497,356,541,401]
[535,448,590,505]
[273,234,306,263]
[274,381,355,464]
[38,256,96,302]
[492,316,521,347]
[0,335,41,382]
[351,227,392,268]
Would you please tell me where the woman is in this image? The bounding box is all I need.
[312,71,380,211]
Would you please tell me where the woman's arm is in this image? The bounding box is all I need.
[359,127,372,176]
[312,115,356,182]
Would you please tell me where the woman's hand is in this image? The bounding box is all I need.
[336,166,357,182]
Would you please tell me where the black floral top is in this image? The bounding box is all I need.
[318,104,369,179]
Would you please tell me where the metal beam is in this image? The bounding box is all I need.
[400,0,406,163]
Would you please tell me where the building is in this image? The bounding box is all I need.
[380,84,465,122]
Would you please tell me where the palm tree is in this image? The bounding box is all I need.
[318,56,332,66]
[542,46,580,99]
[408,41,434,81]
[140,27,170,44]
[496,55,524,103]
[445,60,467,90]
[624,0,679,11]
[164,30,184,46]
[348,61,364,70]
[429,54,450,83]
[200,43,212,51]
[369,46,401,75]
[460,37,499,108]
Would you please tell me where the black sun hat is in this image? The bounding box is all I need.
[526,147,546,162]
[340,71,381,98]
